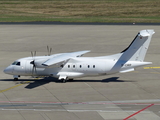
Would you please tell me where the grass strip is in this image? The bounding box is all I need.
[0,0,160,23]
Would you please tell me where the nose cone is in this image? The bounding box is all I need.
[4,66,13,74]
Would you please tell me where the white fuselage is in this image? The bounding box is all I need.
[4,56,151,79]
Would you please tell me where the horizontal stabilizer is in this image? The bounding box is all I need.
[119,61,152,73]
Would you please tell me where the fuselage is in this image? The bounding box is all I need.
[3,56,117,78]
[3,55,151,79]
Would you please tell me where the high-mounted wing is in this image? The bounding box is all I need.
[42,50,90,67]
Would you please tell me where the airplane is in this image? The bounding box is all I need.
[4,29,155,83]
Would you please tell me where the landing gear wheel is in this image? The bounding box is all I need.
[61,79,66,83]
[14,78,18,81]
[68,79,74,81]
[13,75,20,81]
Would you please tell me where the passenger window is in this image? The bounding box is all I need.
[80,65,82,68]
[73,65,75,68]
[60,65,64,68]
[68,65,70,68]
[88,65,90,68]
[93,65,95,68]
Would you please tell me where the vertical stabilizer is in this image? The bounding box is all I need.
[120,29,155,61]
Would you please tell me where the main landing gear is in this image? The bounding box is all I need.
[61,78,66,83]
[60,78,74,83]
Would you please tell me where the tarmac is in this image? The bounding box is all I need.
[0,24,160,120]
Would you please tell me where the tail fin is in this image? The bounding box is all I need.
[120,29,155,61]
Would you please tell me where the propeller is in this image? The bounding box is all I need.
[47,45,52,56]
[30,51,37,77]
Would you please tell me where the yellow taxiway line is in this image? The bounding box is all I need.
[144,67,160,69]
[0,81,30,93]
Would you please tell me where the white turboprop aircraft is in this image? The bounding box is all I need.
[4,29,155,83]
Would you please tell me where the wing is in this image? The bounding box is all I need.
[42,50,90,67]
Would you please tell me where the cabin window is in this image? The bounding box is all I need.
[60,65,64,68]
[93,65,95,68]
[68,65,70,68]
[88,65,90,68]
[73,65,75,68]
[80,65,82,68]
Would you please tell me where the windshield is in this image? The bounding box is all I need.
[12,61,20,66]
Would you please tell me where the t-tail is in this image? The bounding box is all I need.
[111,29,155,73]
[120,29,155,62]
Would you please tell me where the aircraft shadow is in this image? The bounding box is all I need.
[0,77,134,89]
[69,77,124,83]
[0,77,57,89]
[25,78,54,89]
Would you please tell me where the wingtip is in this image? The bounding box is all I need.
[84,50,91,53]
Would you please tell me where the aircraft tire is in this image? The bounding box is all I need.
[14,78,18,81]
[61,79,66,83]
[69,79,74,81]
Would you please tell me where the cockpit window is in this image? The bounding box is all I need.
[12,61,20,66]
[12,61,17,65]
[16,62,20,66]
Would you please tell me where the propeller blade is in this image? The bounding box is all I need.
[47,46,49,56]
[30,51,37,77]
[31,60,37,77]
[31,51,33,57]
[33,64,37,74]
[49,47,52,56]
[32,64,34,76]
[47,46,52,56]
[34,51,36,57]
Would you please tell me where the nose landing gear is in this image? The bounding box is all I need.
[13,75,20,81]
